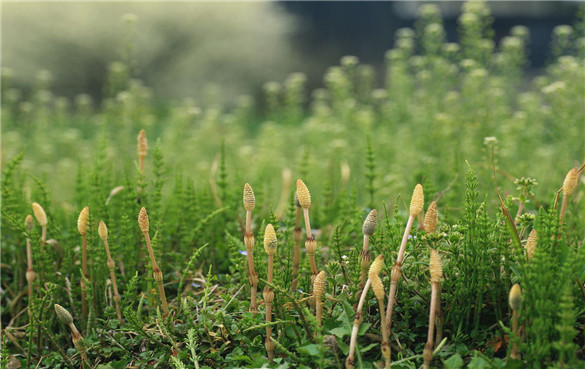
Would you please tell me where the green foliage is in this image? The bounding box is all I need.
[1,1,584,368]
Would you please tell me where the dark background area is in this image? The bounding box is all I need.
[280,1,582,92]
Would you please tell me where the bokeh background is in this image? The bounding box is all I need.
[3,1,581,106]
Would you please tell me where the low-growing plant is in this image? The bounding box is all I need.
[1,1,584,368]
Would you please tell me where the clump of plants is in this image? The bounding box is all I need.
[1,1,584,368]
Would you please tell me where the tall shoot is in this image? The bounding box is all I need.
[386,184,424,331]
[423,249,442,369]
[137,129,148,175]
[508,284,522,360]
[263,224,277,362]
[357,209,377,297]
[25,215,36,312]
[77,206,90,321]
[243,183,259,315]
[297,179,318,282]
[559,168,578,224]
[98,221,123,324]
[32,202,47,246]
[138,207,169,316]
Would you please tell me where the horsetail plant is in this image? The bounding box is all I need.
[357,209,377,298]
[297,179,318,282]
[386,184,424,332]
[54,303,89,364]
[423,249,442,369]
[509,283,522,360]
[264,224,277,286]
[25,215,36,311]
[346,255,384,369]
[32,202,47,245]
[77,206,90,321]
[290,191,303,293]
[138,207,169,316]
[313,270,326,327]
[370,255,390,369]
[243,183,259,315]
[559,168,578,223]
[525,229,537,260]
[137,129,148,175]
[98,221,123,324]
[424,201,438,234]
[423,201,443,346]
[263,223,277,362]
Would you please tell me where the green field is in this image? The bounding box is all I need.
[2,2,584,368]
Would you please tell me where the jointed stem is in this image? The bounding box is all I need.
[102,237,123,324]
[244,208,258,315]
[385,215,414,331]
[81,233,89,321]
[346,279,372,369]
[143,231,169,316]
[290,208,302,292]
[423,284,439,369]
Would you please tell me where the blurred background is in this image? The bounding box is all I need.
[2,1,581,106]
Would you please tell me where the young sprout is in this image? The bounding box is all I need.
[370,255,390,369]
[98,221,123,324]
[297,179,318,282]
[560,168,578,223]
[263,224,278,362]
[32,202,47,245]
[25,215,36,312]
[138,207,169,316]
[243,183,259,315]
[357,209,377,298]
[347,255,385,369]
[423,249,442,369]
[423,201,443,346]
[424,201,438,234]
[77,206,90,321]
[290,191,303,293]
[386,184,423,333]
[313,270,326,327]
[55,304,89,364]
[525,229,537,260]
[264,224,277,284]
[509,284,522,360]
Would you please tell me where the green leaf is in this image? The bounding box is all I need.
[358,343,378,353]
[358,323,371,335]
[329,326,350,338]
[96,365,115,369]
[297,344,321,357]
[467,356,491,369]
[442,354,464,369]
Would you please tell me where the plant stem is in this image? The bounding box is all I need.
[346,278,372,369]
[423,283,439,369]
[264,287,275,362]
[356,234,371,298]
[244,211,258,315]
[290,208,302,293]
[81,233,89,321]
[510,309,519,359]
[143,230,169,316]
[102,236,123,324]
[385,215,414,332]
[434,284,444,348]
[559,194,569,224]
[378,298,391,369]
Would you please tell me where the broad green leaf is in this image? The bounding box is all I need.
[442,353,464,369]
